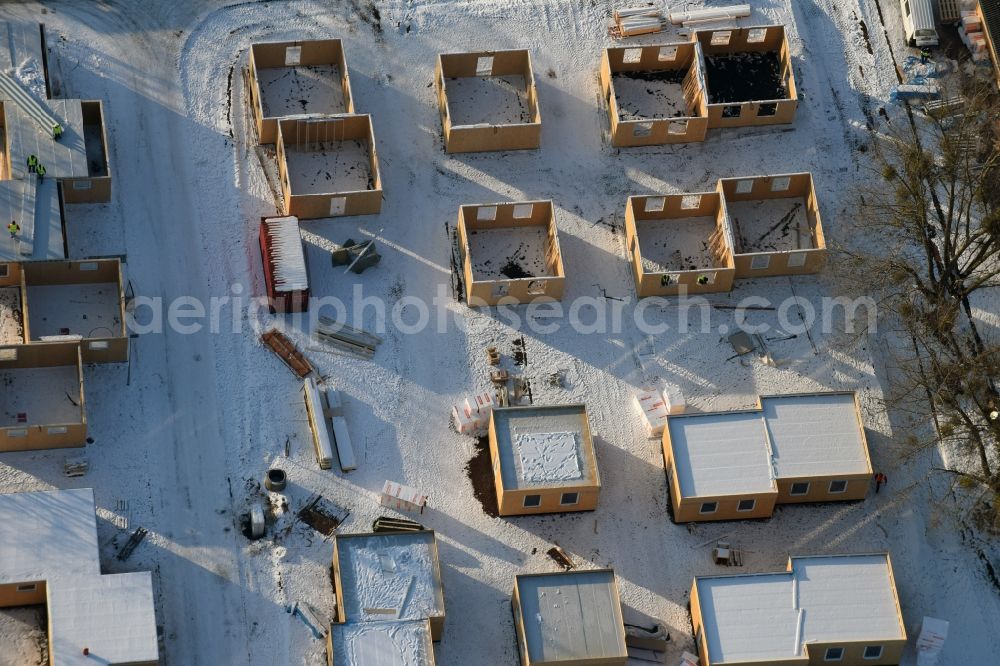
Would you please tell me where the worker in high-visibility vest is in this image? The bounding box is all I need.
[7,220,19,239]
[26,154,38,173]
[52,123,63,140]
[36,164,46,182]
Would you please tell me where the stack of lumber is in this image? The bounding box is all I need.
[314,316,382,359]
[611,7,666,37]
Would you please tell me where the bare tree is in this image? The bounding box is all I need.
[842,77,1000,526]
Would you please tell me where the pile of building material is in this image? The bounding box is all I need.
[610,6,667,38]
[332,237,382,274]
[669,4,751,26]
[452,392,495,435]
[958,6,990,62]
[262,328,314,378]
[380,480,428,514]
[313,316,382,359]
[633,383,685,436]
[372,516,425,533]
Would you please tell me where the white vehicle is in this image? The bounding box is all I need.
[900,0,940,47]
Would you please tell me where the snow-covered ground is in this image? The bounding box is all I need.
[1,1,999,664]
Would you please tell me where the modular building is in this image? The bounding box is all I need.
[435,49,541,153]
[512,569,628,666]
[0,488,159,665]
[488,404,601,516]
[0,341,86,451]
[0,258,128,362]
[690,553,907,665]
[246,39,355,144]
[277,115,383,218]
[457,200,565,306]
[663,392,872,522]
[696,25,798,129]
[331,531,446,641]
[600,42,709,146]
[717,172,826,278]
[0,22,113,262]
[625,191,734,296]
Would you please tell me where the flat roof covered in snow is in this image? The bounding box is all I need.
[762,392,870,479]
[48,571,159,665]
[492,404,598,490]
[6,99,90,179]
[0,487,99,584]
[335,531,445,624]
[330,619,435,666]
[515,569,627,663]
[667,410,775,498]
[696,554,905,663]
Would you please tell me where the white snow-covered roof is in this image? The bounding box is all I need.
[667,411,775,497]
[48,572,160,665]
[696,554,905,664]
[492,404,598,490]
[0,489,159,665]
[330,619,435,666]
[263,216,308,292]
[336,531,445,624]
[0,488,100,583]
[6,99,90,179]
[515,569,627,663]
[762,393,870,479]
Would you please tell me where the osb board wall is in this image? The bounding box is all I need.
[436,50,541,153]
[0,423,87,452]
[458,201,566,305]
[700,26,799,128]
[625,193,735,296]
[774,475,871,503]
[601,43,710,146]
[62,176,111,204]
[717,173,827,278]
[672,492,778,523]
[249,39,355,144]
[0,261,23,287]
[0,581,47,608]
[0,340,82,369]
[276,115,382,218]
[22,258,121,286]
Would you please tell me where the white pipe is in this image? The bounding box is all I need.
[669,4,751,24]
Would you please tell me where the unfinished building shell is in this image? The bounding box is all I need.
[625,191,735,296]
[457,200,565,306]
[276,115,383,219]
[600,42,709,146]
[246,39,355,144]
[718,172,826,278]
[697,25,798,128]
[436,49,541,153]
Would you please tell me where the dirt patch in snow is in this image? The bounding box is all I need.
[466,436,499,518]
[705,52,786,104]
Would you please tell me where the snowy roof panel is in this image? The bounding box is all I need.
[330,619,435,666]
[492,404,598,490]
[762,393,870,479]
[516,569,627,663]
[0,488,100,584]
[696,554,905,663]
[0,177,64,261]
[48,572,160,665]
[336,531,445,624]
[0,22,47,94]
[667,411,775,497]
[6,99,90,179]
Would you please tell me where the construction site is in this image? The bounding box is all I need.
[0,1,997,665]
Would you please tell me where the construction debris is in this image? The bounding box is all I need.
[64,455,89,478]
[625,621,670,651]
[712,541,744,566]
[287,601,327,640]
[490,368,509,386]
[331,237,382,274]
[610,6,666,38]
[116,526,148,561]
[262,328,314,378]
[546,544,574,570]
[297,494,349,536]
[249,503,266,539]
[114,499,129,530]
[486,346,500,365]
[372,516,425,533]
[314,316,382,359]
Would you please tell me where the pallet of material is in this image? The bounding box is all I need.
[259,215,309,313]
[669,4,751,25]
[262,328,313,378]
[612,7,666,37]
[314,316,382,359]
[304,377,335,470]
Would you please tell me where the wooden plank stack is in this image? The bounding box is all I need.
[262,328,314,378]
[610,7,666,38]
